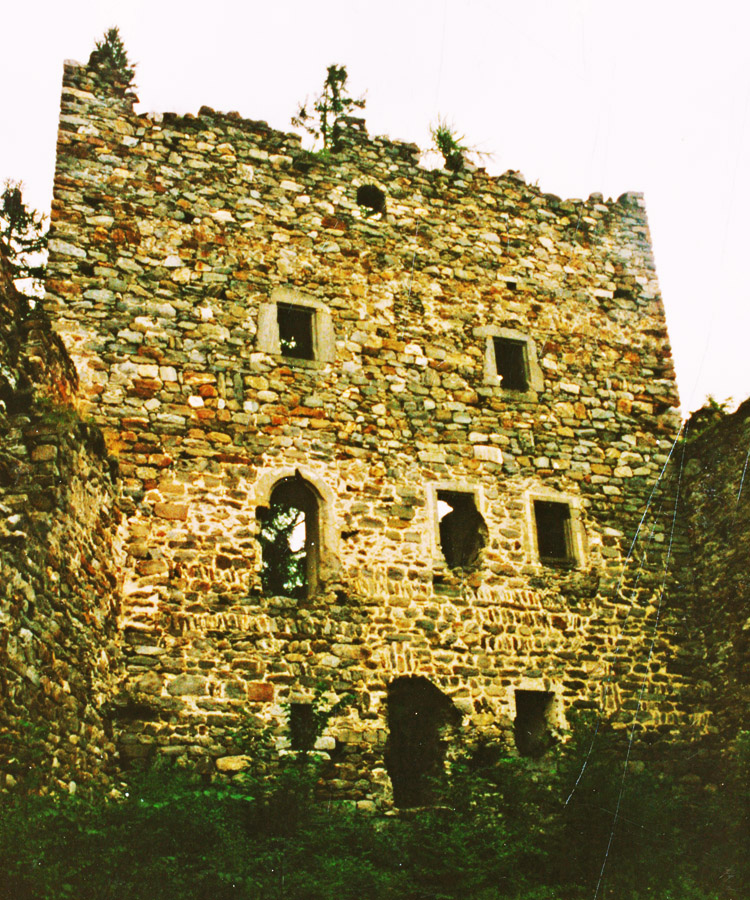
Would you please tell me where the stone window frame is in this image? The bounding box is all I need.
[526,489,586,569]
[257,287,335,368]
[508,678,566,757]
[253,466,340,593]
[427,481,487,567]
[473,325,543,393]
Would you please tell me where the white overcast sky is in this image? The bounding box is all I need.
[2,0,748,414]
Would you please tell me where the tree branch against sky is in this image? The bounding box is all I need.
[0,180,47,298]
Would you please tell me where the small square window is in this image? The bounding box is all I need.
[278,304,314,360]
[257,290,335,366]
[476,326,542,392]
[493,337,529,391]
[534,500,573,565]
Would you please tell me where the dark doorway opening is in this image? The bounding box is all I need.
[514,690,554,758]
[437,490,487,568]
[258,475,320,598]
[385,676,460,808]
[278,303,315,360]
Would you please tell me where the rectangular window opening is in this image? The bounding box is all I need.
[534,500,573,565]
[437,490,487,569]
[514,690,554,758]
[289,702,316,752]
[278,304,315,360]
[493,337,529,391]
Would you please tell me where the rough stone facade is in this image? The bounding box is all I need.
[0,244,122,792]
[2,54,733,802]
[678,402,750,742]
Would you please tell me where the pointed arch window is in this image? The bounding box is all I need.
[258,476,320,598]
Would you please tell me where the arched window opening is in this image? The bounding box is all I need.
[258,476,320,598]
[437,490,487,568]
[356,184,386,218]
[384,676,460,808]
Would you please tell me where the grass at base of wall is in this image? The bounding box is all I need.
[1,726,747,900]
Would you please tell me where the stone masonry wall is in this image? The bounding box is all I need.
[42,58,706,804]
[0,244,122,792]
[678,402,750,741]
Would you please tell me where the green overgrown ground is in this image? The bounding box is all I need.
[1,722,747,900]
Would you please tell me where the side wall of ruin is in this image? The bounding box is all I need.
[679,403,750,742]
[0,245,122,792]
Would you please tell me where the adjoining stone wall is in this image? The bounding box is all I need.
[0,245,122,793]
[41,58,706,804]
[679,402,750,741]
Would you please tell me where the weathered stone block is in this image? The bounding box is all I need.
[153,502,188,520]
[167,674,207,696]
[246,682,274,702]
[216,755,251,773]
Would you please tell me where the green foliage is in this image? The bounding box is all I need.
[687,394,733,440]
[88,26,136,84]
[258,502,306,597]
[0,180,47,298]
[0,718,50,789]
[292,64,365,150]
[704,394,731,414]
[31,396,82,431]
[1,726,747,900]
[430,117,478,173]
[286,689,354,755]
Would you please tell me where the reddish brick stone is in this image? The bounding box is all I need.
[246,682,274,702]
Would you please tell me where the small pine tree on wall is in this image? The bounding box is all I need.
[292,64,365,150]
[88,26,136,85]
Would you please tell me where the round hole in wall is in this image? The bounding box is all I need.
[356,184,386,217]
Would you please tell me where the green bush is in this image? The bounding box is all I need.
[1,730,747,900]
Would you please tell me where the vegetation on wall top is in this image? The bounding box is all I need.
[88,26,136,85]
[430,117,487,173]
[292,64,366,151]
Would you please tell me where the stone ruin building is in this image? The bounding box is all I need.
[1,53,747,806]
